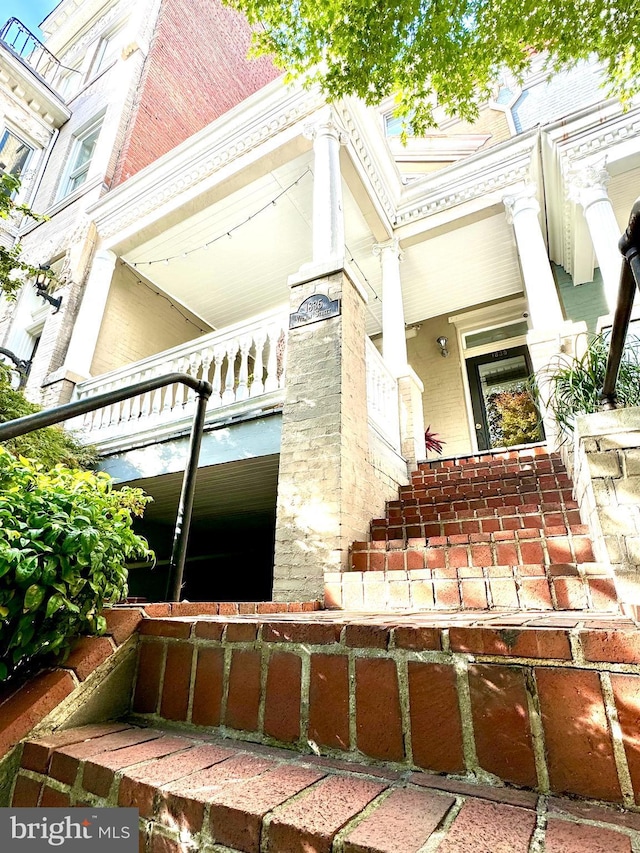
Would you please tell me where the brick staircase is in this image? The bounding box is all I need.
[6,446,640,851]
[326,446,621,613]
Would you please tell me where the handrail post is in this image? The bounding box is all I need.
[167,389,209,602]
[0,372,212,604]
[600,197,640,409]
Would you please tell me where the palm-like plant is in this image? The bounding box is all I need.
[532,333,640,439]
[425,425,446,455]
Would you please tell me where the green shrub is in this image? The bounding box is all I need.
[0,448,153,681]
[0,364,96,469]
[533,333,640,440]
[486,385,542,448]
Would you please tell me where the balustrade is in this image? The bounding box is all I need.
[73,308,288,445]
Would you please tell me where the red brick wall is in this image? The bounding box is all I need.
[112,0,280,185]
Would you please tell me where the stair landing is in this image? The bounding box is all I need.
[14,721,640,853]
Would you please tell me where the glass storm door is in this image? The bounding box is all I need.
[466,345,544,451]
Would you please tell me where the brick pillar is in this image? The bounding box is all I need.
[273,266,404,602]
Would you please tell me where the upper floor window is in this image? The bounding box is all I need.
[0,129,33,177]
[59,118,103,198]
[55,61,84,101]
[90,23,126,77]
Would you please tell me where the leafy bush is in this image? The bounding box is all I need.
[0,448,153,681]
[533,333,640,440]
[486,385,542,448]
[1,172,52,300]
[0,364,96,469]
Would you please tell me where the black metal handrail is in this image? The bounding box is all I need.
[600,197,640,409]
[0,373,212,601]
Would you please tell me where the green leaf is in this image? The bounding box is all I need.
[23,584,45,613]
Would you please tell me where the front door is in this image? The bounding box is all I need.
[466,345,544,451]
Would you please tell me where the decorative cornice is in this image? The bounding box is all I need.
[89,82,325,242]
[554,106,640,276]
[0,47,70,126]
[394,136,537,227]
[334,98,399,227]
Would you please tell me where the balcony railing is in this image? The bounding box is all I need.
[73,307,289,448]
[0,18,70,88]
[365,337,401,451]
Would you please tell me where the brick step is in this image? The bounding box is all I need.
[408,467,570,493]
[411,455,567,485]
[417,444,555,472]
[328,563,617,611]
[399,480,574,506]
[361,525,594,557]
[14,720,640,852]
[51,610,640,810]
[374,510,583,539]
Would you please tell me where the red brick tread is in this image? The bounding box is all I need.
[14,723,640,852]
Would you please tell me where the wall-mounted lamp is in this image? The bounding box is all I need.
[436,335,449,358]
[0,346,31,388]
[35,265,62,313]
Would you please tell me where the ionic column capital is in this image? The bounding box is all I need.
[373,237,404,262]
[503,183,539,225]
[303,112,348,145]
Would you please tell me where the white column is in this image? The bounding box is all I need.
[373,237,408,377]
[568,161,622,312]
[504,184,564,331]
[305,115,347,265]
[64,248,117,378]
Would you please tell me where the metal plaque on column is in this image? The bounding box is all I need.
[289,294,341,329]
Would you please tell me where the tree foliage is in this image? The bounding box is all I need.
[0,365,96,469]
[0,448,153,681]
[0,172,52,300]
[227,0,640,132]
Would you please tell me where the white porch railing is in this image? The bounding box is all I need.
[365,337,401,451]
[73,307,288,448]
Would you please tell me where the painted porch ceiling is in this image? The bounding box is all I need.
[132,454,280,527]
[122,153,523,336]
[609,167,640,233]
[400,212,524,324]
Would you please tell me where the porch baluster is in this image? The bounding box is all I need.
[209,348,224,408]
[236,336,251,401]
[222,341,237,404]
[250,331,266,397]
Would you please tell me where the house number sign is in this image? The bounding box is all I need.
[289,294,341,329]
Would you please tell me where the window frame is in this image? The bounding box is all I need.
[58,117,104,200]
[0,127,34,179]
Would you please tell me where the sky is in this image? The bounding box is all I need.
[4,1,60,38]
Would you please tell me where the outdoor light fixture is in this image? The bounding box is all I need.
[0,346,31,388]
[35,265,62,313]
[436,335,449,358]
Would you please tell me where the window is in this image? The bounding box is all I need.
[56,62,83,101]
[59,119,103,198]
[0,129,33,177]
[90,24,125,77]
